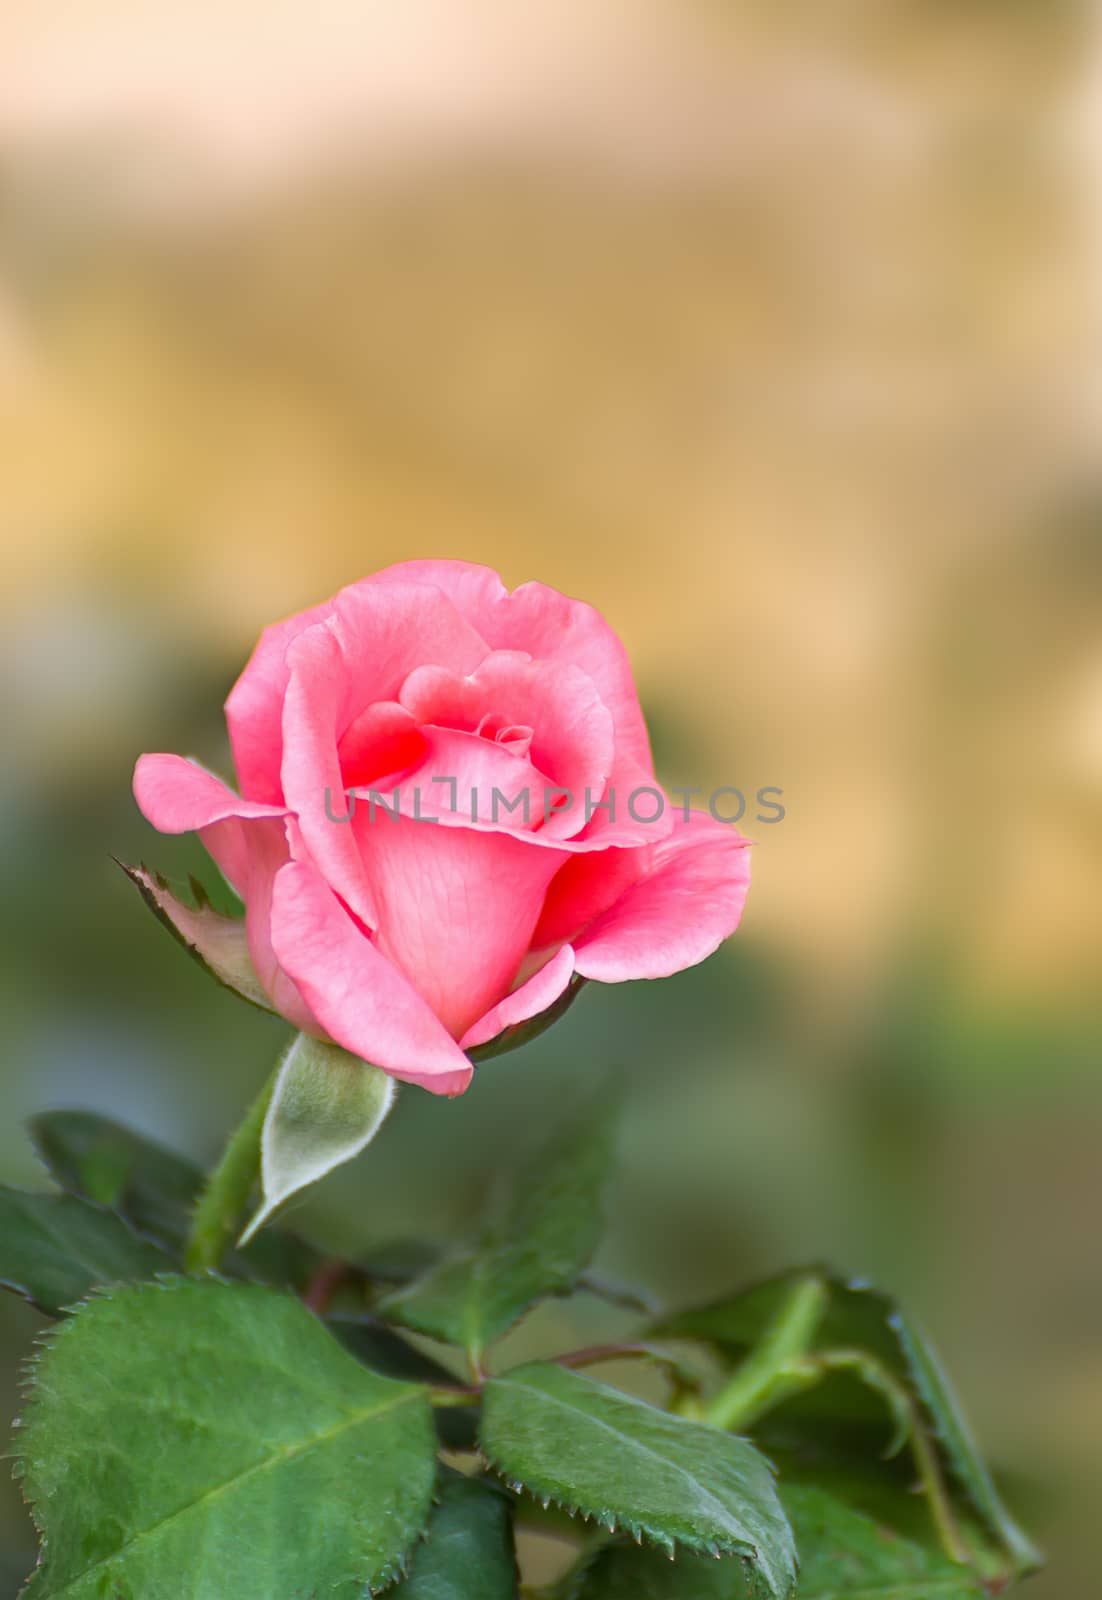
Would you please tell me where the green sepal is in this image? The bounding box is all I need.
[118,860,275,1013]
[240,1033,396,1243]
[467,975,588,1062]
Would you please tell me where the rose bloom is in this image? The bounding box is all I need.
[134,561,750,1095]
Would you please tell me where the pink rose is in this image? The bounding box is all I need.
[134,561,750,1096]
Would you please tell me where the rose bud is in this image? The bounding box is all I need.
[133,561,750,1096]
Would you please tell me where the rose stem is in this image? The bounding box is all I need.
[184,1064,279,1274]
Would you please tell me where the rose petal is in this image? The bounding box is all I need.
[237,817,321,1033]
[225,596,337,803]
[133,753,320,1030]
[571,813,752,982]
[336,700,426,790]
[352,807,568,1040]
[281,581,489,931]
[374,564,666,853]
[398,650,614,837]
[133,753,286,834]
[371,560,655,776]
[460,944,576,1050]
[354,735,672,857]
[133,752,289,895]
[531,842,650,951]
[570,750,676,850]
[269,857,473,1096]
[359,725,549,834]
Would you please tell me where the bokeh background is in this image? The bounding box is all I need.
[1,1,1100,1593]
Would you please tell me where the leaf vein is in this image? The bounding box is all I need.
[491,1376,758,1549]
[41,1388,421,1596]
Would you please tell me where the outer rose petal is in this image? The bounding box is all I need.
[460,945,576,1051]
[370,560,654,776]
[568,750,675,851]
[132,755,319,1032]
[531,840,649,951]
[237,817,321,1034]
[281,581,489,930]
[133,752,288,894]
[225,568,494,804]
[269,858,473,1096]
[571,813,752,982]
[225,596,337,803]
[133,754,286,834]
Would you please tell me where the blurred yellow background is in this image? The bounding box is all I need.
[1,1,1100,1593]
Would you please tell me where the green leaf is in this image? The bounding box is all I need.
[575,1274,660,1316]
[241,1033,397,1243]
[31,1109,203,1246]
[785,1483,986,1600]
[890,1312,1041,1577]
[480,1362,796,1594]
[378,1097,615,1364]
[0,1188,169,1315]
[654,1271,1040,1582]
[655,1271,896,1373]
[565,1482,987,1600]
[118,861,275,1013]
[327,1316,478,1450]
[328,1315,467,1388]
[392,1471,519,1599]
[18,1277,438,1599]
[30,1109,318,1289]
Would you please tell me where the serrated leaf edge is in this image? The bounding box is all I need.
[14,1276,437,1599]
[482,1460,759,1565]
[887,1309,1043,1577]
[480,1380,774,1568]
